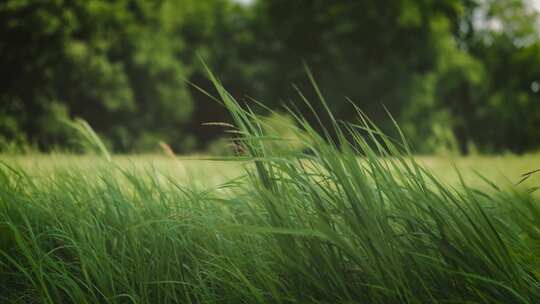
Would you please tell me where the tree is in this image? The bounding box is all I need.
[234,0,483,152]
[0,0,194,152]
[465,0,540,152]
[2,0,540,154]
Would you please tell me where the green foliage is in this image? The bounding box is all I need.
[1,80,540,303]
[0,112,28,153]
[63,118,111,161]
[259,112,305,154]
[2,0,540,153]
[467,0,540,152]
[0,0,194,152]
[206,136,236,156]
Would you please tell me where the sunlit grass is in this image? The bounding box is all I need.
[3,153,539,190]
[0,72,539,303]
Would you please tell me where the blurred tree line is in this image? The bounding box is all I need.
[0,0,539,154]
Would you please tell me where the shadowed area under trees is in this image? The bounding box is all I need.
[1,0,539,154]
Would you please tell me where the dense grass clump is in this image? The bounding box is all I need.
[1,75,540,303]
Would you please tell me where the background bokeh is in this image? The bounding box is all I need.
[1,0,539,154]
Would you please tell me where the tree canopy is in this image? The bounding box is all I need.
[1,0,539,153]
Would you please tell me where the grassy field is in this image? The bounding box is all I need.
[2,153,540,303]
[1,79,540,303]
[3,152,540,190]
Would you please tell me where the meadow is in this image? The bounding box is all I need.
[4,152,540,190]
[1,77,540,303]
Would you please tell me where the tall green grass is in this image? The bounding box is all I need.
[0,73,539,303]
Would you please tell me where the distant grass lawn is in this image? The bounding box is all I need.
[3,152,539,190]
